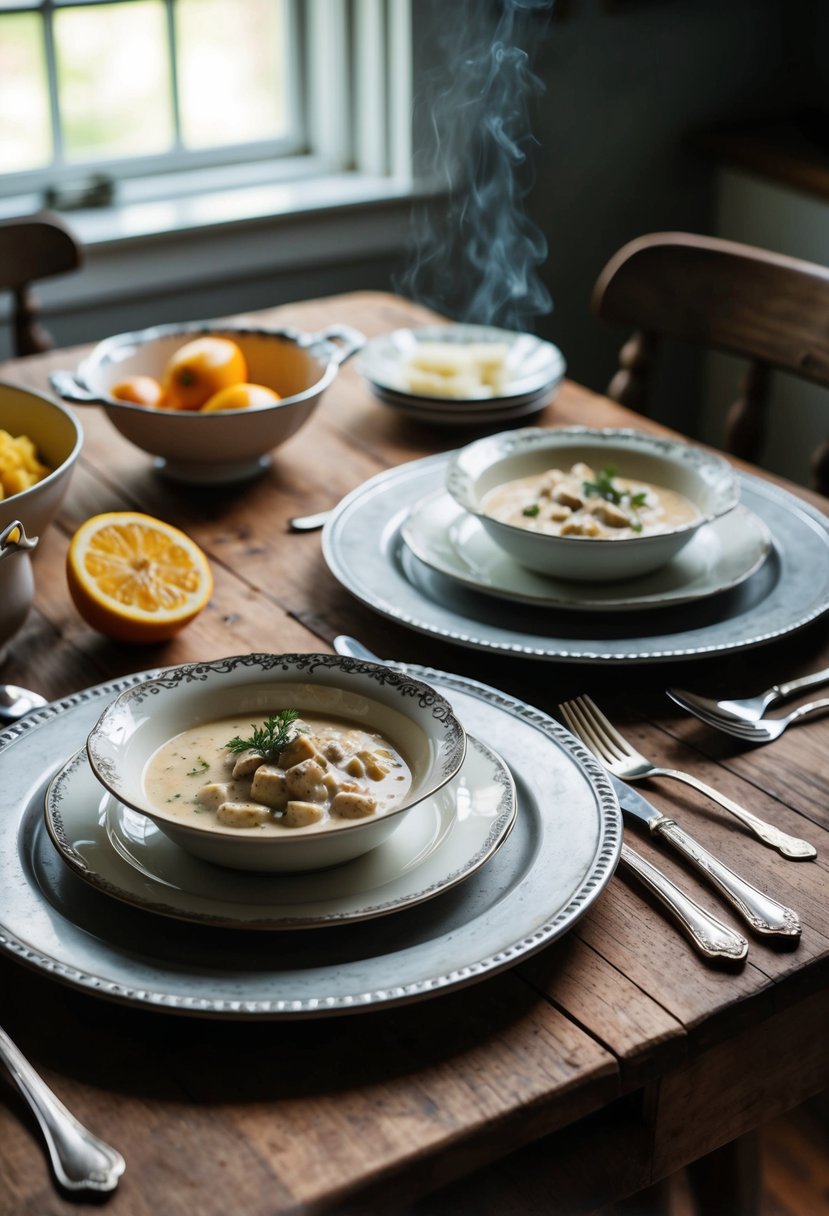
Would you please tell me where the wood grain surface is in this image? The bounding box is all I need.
[0,292,827,1215]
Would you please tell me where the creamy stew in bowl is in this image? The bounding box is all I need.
[143,711,413,834]
[481,462,700,540]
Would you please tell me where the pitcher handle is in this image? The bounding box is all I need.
[0,520,38,558]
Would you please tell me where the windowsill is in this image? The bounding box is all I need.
[2,166,424,247]
[1,168,436,319]
[71,170,422,248]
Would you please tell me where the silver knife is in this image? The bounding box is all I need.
[619,843,748,961]
[610,774,801,938]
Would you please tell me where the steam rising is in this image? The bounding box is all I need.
[397,0,554,332]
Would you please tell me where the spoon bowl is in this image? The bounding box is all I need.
[0,683,48,720]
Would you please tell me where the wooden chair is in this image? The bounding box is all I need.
[0,211,82,357]
[592,231,829,496]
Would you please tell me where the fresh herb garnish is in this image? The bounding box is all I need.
[522,503,541,517]
[186,758,210,776]
[225,710,302,763]
[583,467,647,516]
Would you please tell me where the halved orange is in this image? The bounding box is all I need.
[200,383,281,412]
[67,512,213,644]
[161,337,248,410]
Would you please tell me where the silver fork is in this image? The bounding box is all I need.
[694,697,829,744]
[558,695,816,860]
[669,664,829,726]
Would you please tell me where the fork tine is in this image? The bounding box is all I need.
[558,701,596,752]
[559,697,619,766]
[569,696,631,763]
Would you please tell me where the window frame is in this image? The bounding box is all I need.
[0,0,407,206]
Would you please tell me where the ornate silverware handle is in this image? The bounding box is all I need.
[0,1025,125,1192]
[776,665,829,700]
[652,819,801,937]
[620,844,748,960]
[659,767,816,860]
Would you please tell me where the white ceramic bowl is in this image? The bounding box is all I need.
[358,324,565,425]
[86,653,467,873]
[49,321,364,485]
[0,381,83,538]
[446,426,740,582]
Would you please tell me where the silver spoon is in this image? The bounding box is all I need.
[0,1024,125,1193]
[288,510,332,532]
[0,684,48,721]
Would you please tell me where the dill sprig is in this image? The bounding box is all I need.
[224,710,302,763]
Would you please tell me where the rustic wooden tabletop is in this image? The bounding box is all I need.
[0,292,827,1216]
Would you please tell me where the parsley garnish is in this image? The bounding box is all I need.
[522,503,540,517]
[583,466,648,519]
[225,710,302,763]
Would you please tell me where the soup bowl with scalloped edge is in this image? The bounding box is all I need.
[446,426,740,582]
[86,653,467,873]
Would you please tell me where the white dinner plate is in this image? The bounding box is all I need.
[401,490,772,613]
[369,387,552,427]
[44,737,516,931]
[322,452,829,663]
[0,667,619,1018]
[358,324,565,426]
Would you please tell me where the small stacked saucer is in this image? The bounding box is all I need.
[358,323,565,426]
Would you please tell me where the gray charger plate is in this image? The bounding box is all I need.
[322,454,829,663]
[0,667,620,1019]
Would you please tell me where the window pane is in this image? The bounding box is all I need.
[176,0,289,149]
[54,1,173,162]
[0,13,52,172]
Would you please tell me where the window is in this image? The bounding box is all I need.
[0,0,410,210]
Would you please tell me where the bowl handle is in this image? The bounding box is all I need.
[49,370,109,406]
[312,325,366,366]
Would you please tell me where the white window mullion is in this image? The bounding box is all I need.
[164,0,183,152]
[386,0,412,184]
[305,0,351,172]
[354,0,386,177]
[41,0,64,167]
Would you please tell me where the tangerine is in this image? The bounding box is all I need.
[110,376,164,408]
[200,383,281,412]
[161,337,247,411]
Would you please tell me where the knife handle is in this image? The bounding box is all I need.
[652,819,801,937]
[620,844,748,961]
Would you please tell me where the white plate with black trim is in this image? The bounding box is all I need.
[44,737,515,931]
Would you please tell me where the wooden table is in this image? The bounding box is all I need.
[1,292,827,1216]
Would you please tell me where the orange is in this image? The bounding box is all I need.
[66,512,213,644]
[200,383,281,412]
[110,376,163,408]
[161,337,247,411]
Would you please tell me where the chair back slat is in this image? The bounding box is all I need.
[593,232,829,494]
[0,211,82,355]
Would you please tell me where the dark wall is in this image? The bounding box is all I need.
[407,0,804,432]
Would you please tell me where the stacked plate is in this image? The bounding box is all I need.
[322,452,829,664]
[357,324,565,426]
